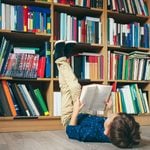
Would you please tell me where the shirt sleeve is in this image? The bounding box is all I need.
[66,124,109,142]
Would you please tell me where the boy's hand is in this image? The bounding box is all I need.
[69,98,84,126]
[106,96,113,109]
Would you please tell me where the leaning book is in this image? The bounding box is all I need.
[80,84,112,112]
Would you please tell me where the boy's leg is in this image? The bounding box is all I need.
[56,57,81,126]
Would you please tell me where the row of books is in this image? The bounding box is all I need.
[108,0,149,16]
[0,37,51,78]
[0,80,49,117]
[111,84,150,114]
[0,3,51,33]
[54,12,101,44]
[70,54,104,80]
[108,18,150,48]
[108,51,150,81]
[54,0,103,8]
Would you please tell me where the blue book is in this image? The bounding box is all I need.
[134,22,139,47]
[28,6,50,14]
[130,23,134,47]
[16,5,23,31]
[45,41,51,78]
[35,11,40,31]
[117,54,123,80]
[144,24,149,48]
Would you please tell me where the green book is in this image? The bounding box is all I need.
[119,89,127,113]
[34,88,49,116]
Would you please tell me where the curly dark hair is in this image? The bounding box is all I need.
[109,113,141,148]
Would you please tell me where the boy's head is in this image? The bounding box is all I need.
[104,113,141,148]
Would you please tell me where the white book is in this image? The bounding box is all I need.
[53,92,61,116]
[109,18,114,45]
[80,84,112,112]
[120,85,135,114]
[20,84,40,116]
[138,58,145,80]
[99,22,102,44]
[143,92,150,113]
[13,47,36,54]
[5,4,10,30]
[145,59,150,80]
[1,3,6,29]
[10,5,15,31]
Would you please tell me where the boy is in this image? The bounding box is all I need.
[54,40,141,148]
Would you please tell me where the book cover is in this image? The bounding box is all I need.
[0,43,13,75]
[0,82,12,116]
[13,83,30,116]
[80,84,112,111]
[34,88,49,116]
[7,82,21,116]
[17,84,36,116]
[26,84,44,115]
[11,83,28,116]
[37,56,46,78]
[20,84,40,116]
[1,80,17,117]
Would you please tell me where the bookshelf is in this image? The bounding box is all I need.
[0,0,149,132]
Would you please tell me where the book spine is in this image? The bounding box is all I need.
[1,80,17,117]
[34,88,49,116]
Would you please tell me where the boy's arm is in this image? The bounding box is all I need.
[104,96,113,117]
[69,98,84,125]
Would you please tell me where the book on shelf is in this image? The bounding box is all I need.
[12,83,31,116]
[17,84,36,116]
[53,91,61,116]
[40,41,51,78]
[13,47,40,54]
[0,37,12,75]
[26,84,44,116]
[1,80,17,117]
[34,88,49,116]
[79,84,112,112]
[0,82,12,116]
[19,84,40,116]
[0,100,4,116]
[112,84,149,114]
[7,82,22,116]
[71,54,103,80]
[1,3,51,33]
[107,0,149,16]
[37,56,46,78]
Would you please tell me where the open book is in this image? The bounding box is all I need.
[80,84,112,112]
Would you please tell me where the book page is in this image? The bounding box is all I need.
[80,84,112,112]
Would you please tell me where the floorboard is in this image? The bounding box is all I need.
[0,126,150,150]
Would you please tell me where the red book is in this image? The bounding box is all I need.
[81,19,86,42]
[110,53,113,80]
[69,0,75,6]
[23,6,28,32]
[59,0,67,4]
[100,55,104,79]
[112,82,117,92]
[37,56,46,78]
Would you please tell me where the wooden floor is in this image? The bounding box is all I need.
[0,126,150,150]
